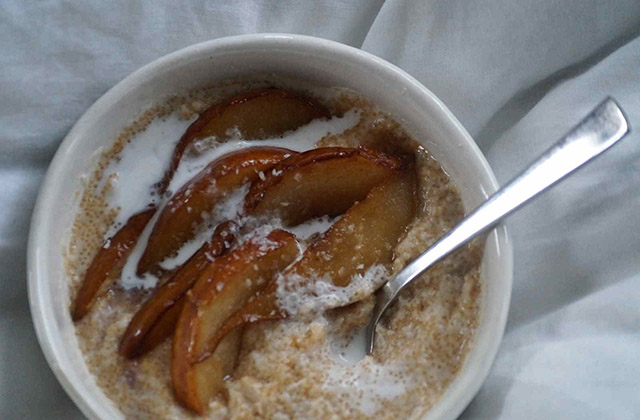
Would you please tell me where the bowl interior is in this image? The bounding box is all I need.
[28,34,512,420]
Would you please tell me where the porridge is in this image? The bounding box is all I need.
[66,81,482,419]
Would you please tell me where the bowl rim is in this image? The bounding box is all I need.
[27,33,512,420]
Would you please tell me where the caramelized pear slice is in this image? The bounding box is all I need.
[119,222,237,358]
[284,169,416,287]
[158,89,330,192]
[172,323,242,415]
[172,230,299,413]
[138,147,294,275]
[199,170,417,360]
[72,208,155,321]
[245,147,407,225]
[194,89,330,141]
[132,295,186,356]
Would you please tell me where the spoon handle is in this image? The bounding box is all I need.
[367,97,629,354]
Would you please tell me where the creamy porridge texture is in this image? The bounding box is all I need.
[66,81,482,419]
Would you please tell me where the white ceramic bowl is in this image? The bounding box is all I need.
[28,34,512,420]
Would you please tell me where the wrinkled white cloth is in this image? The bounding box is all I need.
[1,1,639,418]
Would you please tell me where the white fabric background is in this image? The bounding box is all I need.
[1,1,639,418]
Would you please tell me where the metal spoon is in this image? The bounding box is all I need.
[365,97,630,355]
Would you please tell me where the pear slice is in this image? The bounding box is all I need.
[283,169,417,287]
[72,208,155,321]
[172,229,299,413]
[245,147,408,225]
[137,147,294,275]
[197,169,417,362]
[119,221,237,358]
[131,294,186,356]
[157,89,329,192]
[193,89,330,142]
[172,324,242,414]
